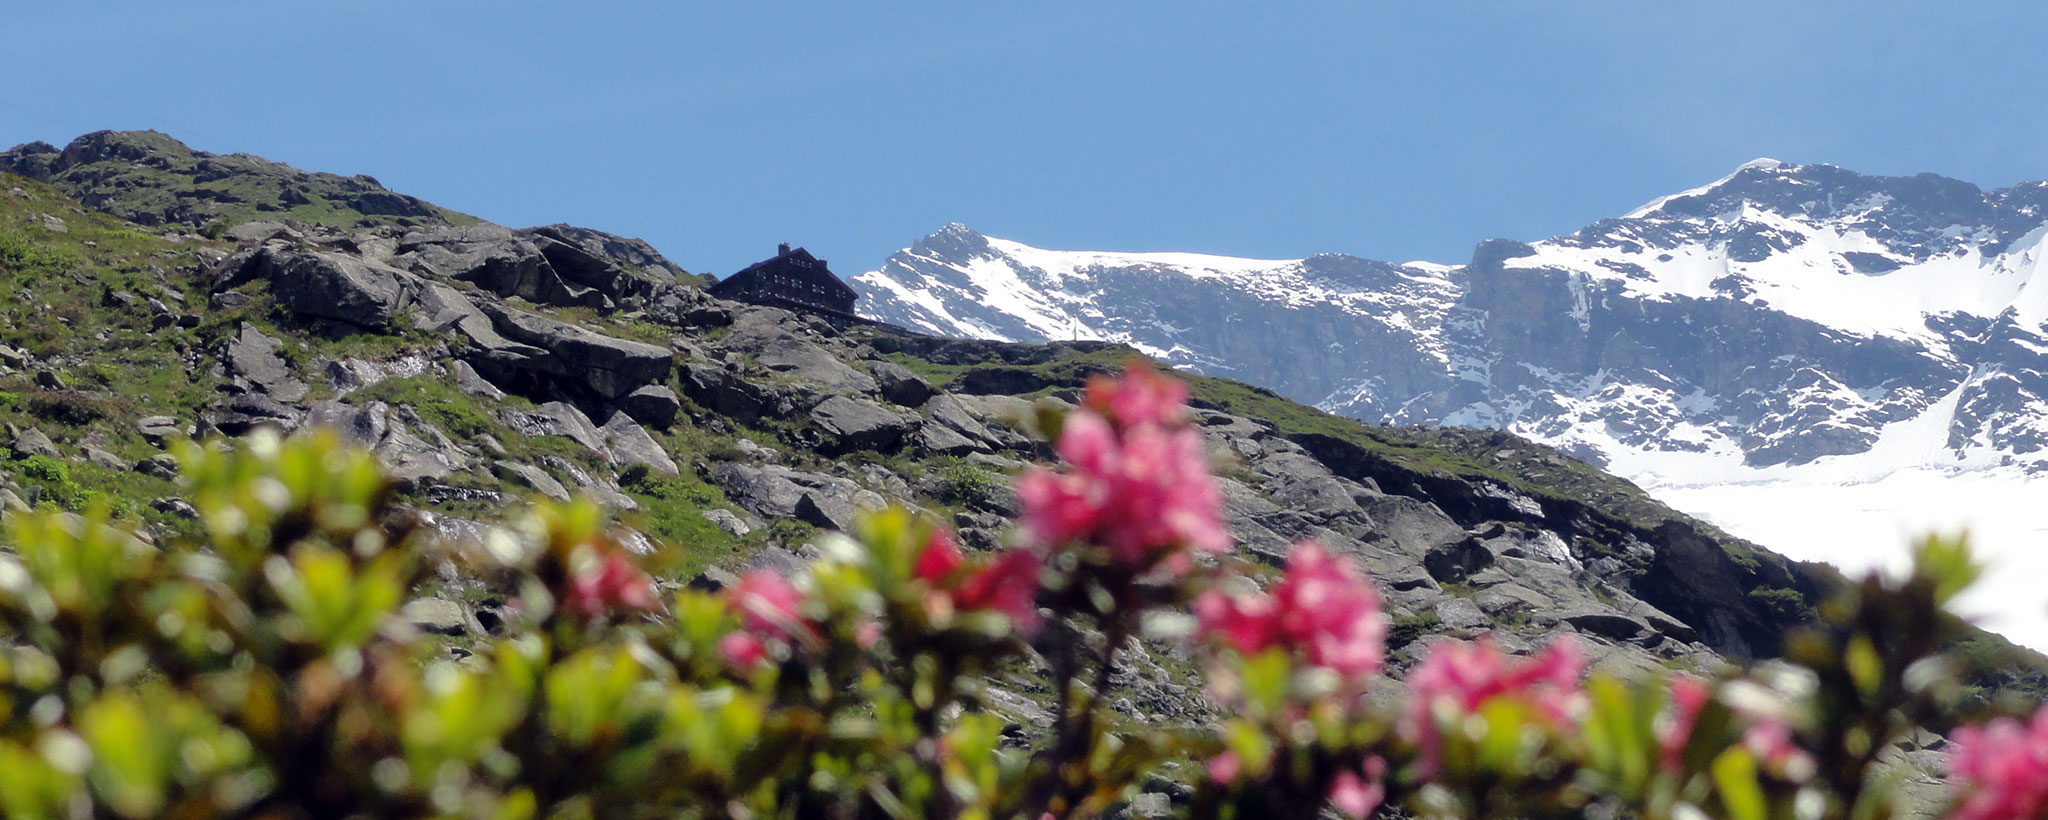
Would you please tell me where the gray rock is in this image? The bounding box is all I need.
[601,412,679,475]
[213,393,304,436]
[225,221,295,243]
[304,401,389,446]
[10,427,59,460]
[323,359,384,394]
[1434,597,1493,632]
[680,363,773,421]
[710,463,883,531]
[1562,609,1655,642]
[134,454,179,481]
[868,360,933,406]
[1129,793,1173,818]
[150,497,199,520]
[502,402,610,460]
[740,546,808,577]
[263,250,422,328]
[404,598,474,636]
[223,323,308,402]
[452,360,507,400]
[397,224,597,307]
[701,509,751,536]
[809,395,912,453]
[755,337,876,393]
[494,460,570,501]
[412,281,545,362]
[617,384,681,428]
[1424,536,1494,583]
[374,410,468,485]
[82,446,126,471]
[480,302,671,398]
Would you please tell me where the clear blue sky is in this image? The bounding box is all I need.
[8,1,2048,277]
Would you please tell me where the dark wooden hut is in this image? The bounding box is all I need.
[708,243,860,318]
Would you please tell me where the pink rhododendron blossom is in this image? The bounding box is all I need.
[954,547,1044,630]
[1206,750,1242,783]
[1082,361,1189,429]
[721,571,815,668]
[1016,403,1228,573]
[1194,542,1387,679]
[1742,717,1815,782]
[718,632,768,668]
[563,549,660,618]
[909,528,1044,632]
[1660,675,1712,772]
[1405,636,1586,774]
[1948,707,2048,820]
[1329,758,1387,819]
[913,528,964,582]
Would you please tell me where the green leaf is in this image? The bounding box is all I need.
[1712,748,1766,820]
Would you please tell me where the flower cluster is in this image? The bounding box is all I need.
[1947,707,2048,820]
[563,546,661,619]
[719,570,815,668]
[910,528,1043,631]
[1016,363,1228,574]
[1194,541,1387,680]
[1406,635,1586,772]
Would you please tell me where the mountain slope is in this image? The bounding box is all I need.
[852,161,2048,648]
[0,130,478,231]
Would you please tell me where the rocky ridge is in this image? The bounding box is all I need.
[0,135,1988,797]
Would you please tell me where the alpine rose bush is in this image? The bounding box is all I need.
[0,367,2020,820]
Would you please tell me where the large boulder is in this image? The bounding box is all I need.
[502,401,611,460]
[755,338,876,393]
[680,363,776,422]
[495,460,569,501]
[256,249,422,328]
[396,224,598,308]
[710,463,883,531]
[601,412,679,475]
[868,361,933,407]
[617,384,681,429]
[222,322,307,402]
[809,395,912,454]
[480,303,672,398]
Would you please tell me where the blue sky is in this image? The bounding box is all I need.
[8,1,2048,276]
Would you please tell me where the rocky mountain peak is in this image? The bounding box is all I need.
[853,164,2048,650]
[908,222,995,260]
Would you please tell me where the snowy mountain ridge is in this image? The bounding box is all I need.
[851,159,2048,647]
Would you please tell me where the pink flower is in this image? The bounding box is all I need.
[955,547,1044,631]
[1405,636,1586,775]
[913,528,965,582]
[718,632,768,668]
[1194,542,1387,679]
[1741,717,1815,782]
[1329,758,1387,819]
[1949,707,2048,820]
[1016,409,1228,573]
[1660,675,1711,772]
[910,528,1044,633]
[1082,360,1189,429]
[1206,750,1242,783]
[563,549,660,619]
[722,571,815,667]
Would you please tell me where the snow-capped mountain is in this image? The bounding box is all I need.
[853,160,2048,648]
